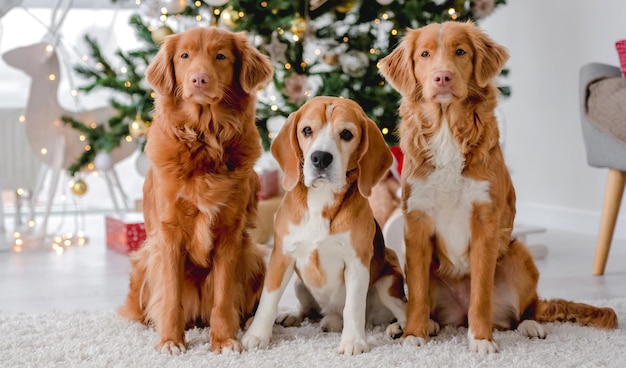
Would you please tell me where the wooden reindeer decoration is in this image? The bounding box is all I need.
[2,4,135,241]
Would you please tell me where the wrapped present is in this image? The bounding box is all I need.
[257,169,279,199]
[616,39,626,77]
[255,152,280,200]
[105,213,146,254]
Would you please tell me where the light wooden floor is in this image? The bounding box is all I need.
[1,214,625,313]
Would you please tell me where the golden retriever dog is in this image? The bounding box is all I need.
[379,21,618,353]
[242,96,407,355]
[118,27,273,354]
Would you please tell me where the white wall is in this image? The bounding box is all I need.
[479,0,626,239]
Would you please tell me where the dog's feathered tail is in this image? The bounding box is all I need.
[533,298,618,329]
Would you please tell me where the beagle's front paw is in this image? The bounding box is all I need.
[338,338,371,355]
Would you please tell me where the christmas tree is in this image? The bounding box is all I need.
[65,0,507,175]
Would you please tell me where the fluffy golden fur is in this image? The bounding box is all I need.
[118,27,273,354]
[379,21,617,353]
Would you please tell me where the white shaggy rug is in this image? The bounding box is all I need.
[2,299,626,368]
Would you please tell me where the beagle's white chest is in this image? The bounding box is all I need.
[405,119,491,275]
[281,186,356,315]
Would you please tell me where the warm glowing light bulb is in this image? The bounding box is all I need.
[41,148,48,155]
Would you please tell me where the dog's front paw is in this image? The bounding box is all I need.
[338,338,371,355]
[386,321,404,339]
[401,334,428,347]
[320,313,343,332]
[157,339,187,355]
[428,319,441,336]
[516,320,547,339]
[468,332,499,353]
[211,338,243,354]
[241,331,270,350]
[276,311,304,327]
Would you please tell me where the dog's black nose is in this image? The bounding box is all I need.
[310,150,333,170]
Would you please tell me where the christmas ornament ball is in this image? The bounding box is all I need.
[71,179,88,196]
[129,116,149,138]
[205,0,229,5]
[335,0,356,13]
[220,7,240,29]
[289,16,307,39]
[340,50,369,78]
[151,25,174,44]
[160,0,186,14]
[322,51,340,66]
[135,152,151,177]
[93,151,113,171]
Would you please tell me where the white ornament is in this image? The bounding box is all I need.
[160,0,186,14]
[340,50,369,78]
[135,152,151,177]
[376,0,394,5]
[205,0,229,6]
[94,151,113,171]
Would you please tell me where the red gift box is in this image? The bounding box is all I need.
[257,169,279,200]
[105,213,146,254]
[616,39,626,77]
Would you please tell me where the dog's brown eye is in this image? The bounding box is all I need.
[302,127,313,137]
[421,51,429,57]
[216,53,226,60]
[340,129,353,141]
[456,48,466,56]
[181,53,189,59]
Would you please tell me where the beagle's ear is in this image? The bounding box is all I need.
[271,112,301,192]
[471,26,509,88]
[146,33,179,96]
[234,32,274,94]
[357,115,393,198]
[379,29,419,97]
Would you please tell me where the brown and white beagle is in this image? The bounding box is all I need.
[242,96,406,355]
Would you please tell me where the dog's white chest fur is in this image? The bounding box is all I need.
[282,186,355,315]
[406,119,490,275]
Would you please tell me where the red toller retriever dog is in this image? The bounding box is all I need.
[118,27,273,354]
[379,21,617,353]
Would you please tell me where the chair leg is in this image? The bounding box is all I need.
[593,169,626,275]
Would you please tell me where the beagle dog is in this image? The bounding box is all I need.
[242,96,406,355]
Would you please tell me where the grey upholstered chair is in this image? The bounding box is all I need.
[580,62,626,275]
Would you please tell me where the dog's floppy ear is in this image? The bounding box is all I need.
[379,29,419,96]
[271,112,301,192]
[471,26,509,88]
[234,32,274,94]
[146,33,179,96]
[357,114,393,198]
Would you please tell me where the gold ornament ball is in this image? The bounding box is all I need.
[289,16,307,39]
[220,7,240,29]
[129,116,149,138]
[322,51,340,66]
[336,0,356,13]
[152,25,174,45]
[71,179,88,196]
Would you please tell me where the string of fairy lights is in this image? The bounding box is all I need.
[5,0,503,253]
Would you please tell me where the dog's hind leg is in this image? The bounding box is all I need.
[276,278,322,327]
